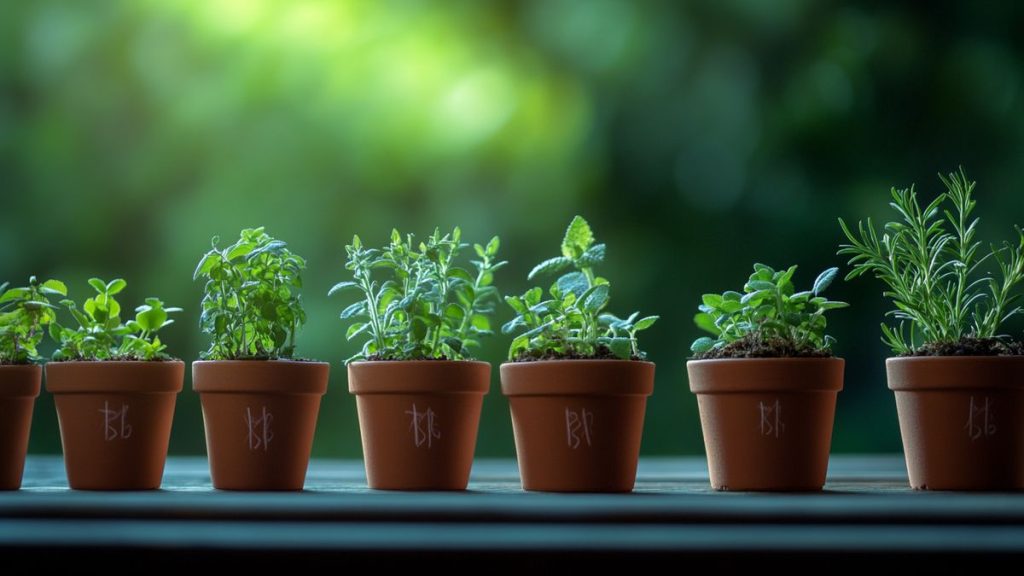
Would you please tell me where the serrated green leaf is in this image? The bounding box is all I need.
[527,256,572,281]
[561,215,594,259]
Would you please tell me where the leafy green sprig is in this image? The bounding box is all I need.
[690,264,847,357]
[194,227,307,360]
[332,227,505,363]
[839,169,1024,354]
[503,216,657,361]
[50,278,180,361]
[0,276,66,364]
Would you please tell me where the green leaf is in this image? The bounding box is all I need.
[694,312,720,335]
[747,280,776,292]
[561,215,594,259]
[813,267,839,296]
[528,256,572,280]
[691,337,716,353]
[328,281,358,296]
[88,278,106,293]
[577,243,606,267]
[632,315,658,331]
[346,322,369,340]
[581,284,609,312]
[340,301,366,319]
[702,294,724,309]
[817,301,849,311]
[486,236,500,256]
[106,279,127,295]
[604,337,632,359]
[556,271,589,298]
[41,279,68,296]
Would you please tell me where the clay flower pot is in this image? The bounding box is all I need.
[193,360,328,491]
[0,364,42,490]
[687,358,844,491]
[348,360,489,490]
[500,360,654,492]
[887,356,1024,490]
[45,361,183,490]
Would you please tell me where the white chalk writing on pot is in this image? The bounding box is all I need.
[99,401,132,441]
[245,406,274,451]
[565,407,594,449]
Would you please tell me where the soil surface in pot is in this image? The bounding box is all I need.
[904,337,1024,357]
[692,334,833,360]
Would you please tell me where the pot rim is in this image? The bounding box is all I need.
[886,355,1024,391]
[46,360,184,394]
[348,359,490,395]
[0,363,42,398]
[193,359,329,394]
[687,356,844,394]
[500,358,655,397]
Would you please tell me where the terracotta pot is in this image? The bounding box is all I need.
[687,358,844,491]
[45,361,183,490]
[0,365,42,490]
[348,361,489,490]
[500,360,654,493]
[193,360,328,491]
[887,356,1024,491]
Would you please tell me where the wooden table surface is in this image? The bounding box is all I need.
[2,455,1023,566]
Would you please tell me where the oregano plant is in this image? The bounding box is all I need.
[503,216,657,361]
[50,278,181,361]
[331,227,505,362]
[0,276,66,364]
[690,264,847,359]
[839,168,1024,355]
[194,227,307,360]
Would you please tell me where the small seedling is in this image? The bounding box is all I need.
[503,216,657,361]
[839,168,1024,355]
[691,264,847,358]
[331,227,505,362]
[0,276,66,364]
[50,278,181,361]
[194,227,307,360]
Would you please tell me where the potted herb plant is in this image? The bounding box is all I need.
[333,228,504,490]
[839,169,1024,490]
[500,216,658,492]
[193,227,328,491]
[687,265,847,491]
[46,278,183,490]
[0,277,64,490]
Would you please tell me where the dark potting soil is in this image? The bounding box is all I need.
[905,337,1024,357]
[692,334,832,360]
[512,345,644,362]
[363,355,455,361]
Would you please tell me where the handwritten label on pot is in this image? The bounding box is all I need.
[99,401,132,441]
[565,407,594,449]
[966,396,996,440]
[759,399,784,439]
[406,403,440,448]
[245,406,274,452]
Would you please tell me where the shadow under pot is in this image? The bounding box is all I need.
[348,360,489,490]
[0,365,42,490]
[500,360,654,493]
[887,356,1024,491]
[687,358,844,491]
[193,360,328,491]
[45,361,183,490]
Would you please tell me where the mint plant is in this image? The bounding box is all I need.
[331,228,505,362]
[503,216,657,361]
[690,264,847,358]
[50,278,181,361]
[839,168,1024,355]
[0,277,66,364]
[194,227,307,360]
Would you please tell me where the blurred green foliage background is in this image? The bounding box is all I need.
[3,0,1024,458]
